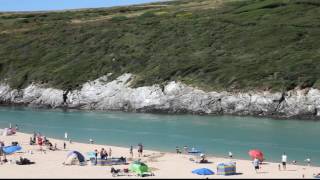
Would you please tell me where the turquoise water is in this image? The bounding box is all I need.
[0,106,319,165]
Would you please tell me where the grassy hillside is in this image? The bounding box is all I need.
[0,0,320,92]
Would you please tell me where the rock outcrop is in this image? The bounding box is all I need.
[1,73,320,119]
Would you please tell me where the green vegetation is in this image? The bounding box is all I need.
[0,0,320,92]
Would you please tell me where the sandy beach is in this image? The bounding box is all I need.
[0,130,318,179]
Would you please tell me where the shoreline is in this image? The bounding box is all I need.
[0,130,319,178]
[1,104,320,122]
[12,129,320,168]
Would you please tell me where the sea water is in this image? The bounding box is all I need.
[0,106,319,165]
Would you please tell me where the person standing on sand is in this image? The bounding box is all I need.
[281,152,287,170]
[130,146,133,158]
[253,158,260,173]
[94,149,98,165]
[103,149,108,160]
[63,142,66,150]
[109,148,112,158]
[0,141,5,164]
[138,143,143,157]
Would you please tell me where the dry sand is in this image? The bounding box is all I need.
[0,131,318,179]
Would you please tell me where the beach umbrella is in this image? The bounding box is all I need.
[248,149,264,161]
[192,168,214,175]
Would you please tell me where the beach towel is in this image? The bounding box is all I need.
[91,157,126,166]
[2,145,22,154]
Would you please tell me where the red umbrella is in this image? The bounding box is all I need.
[248,149,264,161]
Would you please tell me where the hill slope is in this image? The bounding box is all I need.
[0,0,320,92]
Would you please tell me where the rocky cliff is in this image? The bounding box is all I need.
[1,73,320,119]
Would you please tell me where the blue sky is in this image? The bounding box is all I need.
[0,0,164,12]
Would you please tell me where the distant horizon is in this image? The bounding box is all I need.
[0,0,167,12]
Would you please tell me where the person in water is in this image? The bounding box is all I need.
[183,145,188,154]
[176,146,181,154]
[229,151,233,159]
[305,157,311,166]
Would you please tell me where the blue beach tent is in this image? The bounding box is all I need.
[192,168,214,175]
[2,145,22,154]
[67,151,85,162]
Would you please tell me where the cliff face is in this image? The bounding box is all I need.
[1,73,320,119]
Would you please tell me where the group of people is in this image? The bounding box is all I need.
[175,145,189,154]
[96,148,112,160]
[279,152,311,171]
[30,132,59,152]
[128,144,143,158]
[253,152,312,173]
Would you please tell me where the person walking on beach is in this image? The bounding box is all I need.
[281,152,287,170]
[63,142,66,150]
[130,146,133,158]
[138,143,143,157]
[253,157,260,173]
[94,149,98,165]
[108,148,112,158]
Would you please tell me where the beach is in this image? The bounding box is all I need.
[0,130,318,179]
